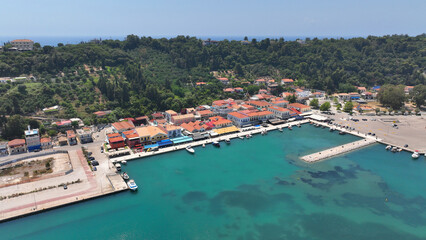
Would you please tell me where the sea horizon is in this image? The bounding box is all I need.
[0,34,404,46]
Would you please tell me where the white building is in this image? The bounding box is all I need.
[268,106,291,119]
[77,127,94,144]
[11,39,34,51]
[25,127,41,152]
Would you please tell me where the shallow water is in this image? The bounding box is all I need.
[1,125,425,240]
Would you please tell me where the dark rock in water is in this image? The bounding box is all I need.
[182,191,208,204]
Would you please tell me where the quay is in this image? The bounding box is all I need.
[110,120,310,163]
[300,138,376,163]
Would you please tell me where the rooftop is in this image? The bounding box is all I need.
[8,139,26,147]
[112,121,135,131]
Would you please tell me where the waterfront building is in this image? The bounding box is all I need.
[209,116,233,128]
[288,103,311,112]
[268,106,291,119]
[135,126,168,145]
[7,139,27,155]
[107,133,125,149]
[122,130,140,148]
[158,125,182,138]
[24,127,41,152]
[40,137,53,149]
[76,127,93,144]
[227,112,251,127]
[11,39,34,51]
[66,130,77,145]
[112,121,135,134]
[180,121,211,133]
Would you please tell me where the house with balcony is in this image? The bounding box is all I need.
[288,103,311,113]
[66,130,78,145]
[76,127,93,144]
[135,126,168,145]
[158,125,182,138]
[8,139,27,155]
[122,130,140,148]
[171,114,195,125]
[107,133,125,149]
[40,137,53,149]
[164,110,178,122]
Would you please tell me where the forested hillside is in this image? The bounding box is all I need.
[0,34,424,123]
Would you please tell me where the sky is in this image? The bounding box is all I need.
[1,0,425,38]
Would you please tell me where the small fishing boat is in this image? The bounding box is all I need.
[213,141,220,147]
[121,160,127,165]
[297,124,301,128]
[246,134,250,139]
[385,145,392,150]
[115,163,121,171]
[391,146,398,153]
[338,131,346,135]
[397,148,402,152]
[127,179,138,191]
[288,126,293,130]
[186,146,195,154]
[202,143,205,148]
[121,172,129,180]
[321,125,326,129]
[278,127,283,132]
[412,151,420,159]
[239,136,244,140]
[225,138,231,144]
[248,134,253,138]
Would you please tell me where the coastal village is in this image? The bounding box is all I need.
[0,40,425,224]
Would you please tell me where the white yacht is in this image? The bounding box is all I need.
[225,138,231,144]
[238,136,244,140]
[121,172,129,180]
[121,160,127,165]
[127,179,138,191]
[412,151,420,159]
[186,146,195,154]
[278,127,283,132]
[385,145,392,150]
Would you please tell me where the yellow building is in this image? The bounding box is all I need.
[135,126,168,145]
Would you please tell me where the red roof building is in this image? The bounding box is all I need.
[123,130,140,148]
[107,133,125,149]
[112,121,135,133]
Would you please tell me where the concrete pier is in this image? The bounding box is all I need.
[300,138,377,163]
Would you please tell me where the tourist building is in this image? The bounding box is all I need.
[66,130,77,145]
[268,106,291,119]
[25,127,41,152]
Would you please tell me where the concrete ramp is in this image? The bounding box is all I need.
[300,139,376,163]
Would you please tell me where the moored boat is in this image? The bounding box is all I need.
[239,136,244,140]
[202,143,205,148]
[115,163,122,171]
[391,146,398,153]
[385,145,392,150]
[127,179,138,191]
[246,134,250,139]
[288,126,293,130]
[121,160,127,165]
[338,131,346,135]
[213,141,220,147]
[121,172,129,180]
[225,138,231,144]
[278,127,283,132]
[297,124,301,128]
[186,146,195,154]
[412,151,420,159]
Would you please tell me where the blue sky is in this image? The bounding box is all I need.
[2,0,425,38]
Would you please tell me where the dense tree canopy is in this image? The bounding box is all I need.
[377,84,406,110]
[0,34,424,120]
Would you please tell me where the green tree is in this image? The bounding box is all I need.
[343,101,354,113]
[377,84,406,110]
[286,94,297,103]
[310,98,319,109]
[320,102,331,111]
[410,85,426,108]
[1,115,26,140]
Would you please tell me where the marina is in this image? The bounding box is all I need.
[1,125,425,240]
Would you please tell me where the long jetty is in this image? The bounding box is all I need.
[300,138,376,163]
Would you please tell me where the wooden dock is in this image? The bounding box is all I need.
[300,138,377,163]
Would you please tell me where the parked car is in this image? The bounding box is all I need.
[91,160,99,166]
[88,156,95,161]
[362,119,367,121]
[63,184,68,190]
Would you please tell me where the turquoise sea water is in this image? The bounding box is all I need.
[1,125,426,240]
